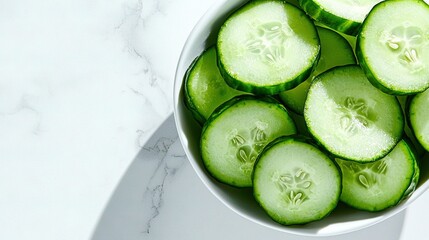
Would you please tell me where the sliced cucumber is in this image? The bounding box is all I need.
[336,139,418,211]
[402,137,420,198]
[253,136,341,225]
[357,0,429,94]
[398,96,427,158]
[279,26,356,114]
[304,65,404,162]
[408,88,429,151]
[217,0,320,95]
[201,95,297,187]
[299,0,384,36]
[184,47,244,124]
[286,0,300,7]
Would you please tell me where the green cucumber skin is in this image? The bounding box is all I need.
[253,135,321,173]
[338,140,416,212]
[201,94,255,149]
[407,94,429,152]
[356,37,418,95]
[305,65,404,162]
[216,1,321,95]
[183,56,206,125]
[255,135,340,168]
[201,95,296,187]
[217,50,320,95]
[401,136,420,199]
[253,135,341,225]
[202,94,285,134]
[184,47,245,125]
[299,0,361,36]
[279,26,357,115]
[356,0,429,95]
[404,96,427,156]
[308,127,402,164]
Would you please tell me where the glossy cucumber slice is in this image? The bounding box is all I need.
[304,65,404,162]
[357,0,429,94]
[336,139,418,211]
[201,95,297,187]
[217,0,320,95]
[253,136,341,225]
[408,88,429,151]
[402,137,420,199]
[396,96,427,158]
[299,0,384,36]
[279,26,356,114]
[184,47,243,124]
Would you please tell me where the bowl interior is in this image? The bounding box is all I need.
[173,0,429,236]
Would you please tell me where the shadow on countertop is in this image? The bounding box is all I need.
[91,114,186,240]
[90,114,406,240]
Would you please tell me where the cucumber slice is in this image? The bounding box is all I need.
[201,95,297,187]
[217,0,320,95]
[279,27,356,114]
[253,136,341,225]
[336,139,418,211]
[402,137,420,199]
[398,96,428,158]
[357,0,429,94]
[299,0,384,36]
[304,65,404,162]
[408,88,429,151]
[286,0,300,7]
[184,47,243,124]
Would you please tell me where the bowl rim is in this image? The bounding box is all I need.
[173,0,429,236]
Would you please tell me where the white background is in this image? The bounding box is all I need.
[1,0,428,239]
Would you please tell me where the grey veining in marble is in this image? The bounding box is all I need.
[92,114,187,239]
[2,0,429,239]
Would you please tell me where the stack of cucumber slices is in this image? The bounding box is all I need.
[182,0,429,225]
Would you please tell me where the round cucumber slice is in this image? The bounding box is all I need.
[408,88,429,151]
[279,26,356,114]
[357,0,429,94]
[402,138,420,199]
[184,47,243,124]
[336,139,418,211]
[253,136,341,225]
[217,0,320,95]
[201,95,297,187]
[304,65,404,162]
[299,0,384,36]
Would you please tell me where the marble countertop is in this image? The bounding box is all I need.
[1,0,428,239]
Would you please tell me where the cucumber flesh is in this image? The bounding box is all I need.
[279,26,356,114]
[201,96,297,187]
[217,0,320,95]
[408,88,429,151]
[336,139,417,211]
[402,138,420,199]
[253,136,341,225]
[357,0,429,94]
[304,65,404,162]
[299,0,383,35]
[397,96,427,158]
[184,47,243,124]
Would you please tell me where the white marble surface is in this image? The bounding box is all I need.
[1,0,428,239]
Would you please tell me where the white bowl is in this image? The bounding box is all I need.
[173,0,429,236]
